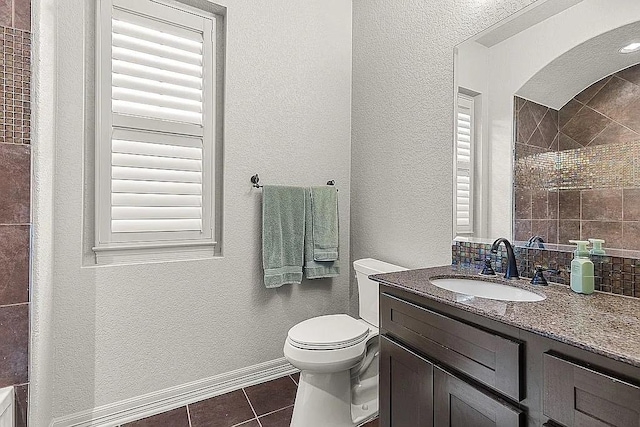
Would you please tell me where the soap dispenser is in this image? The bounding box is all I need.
[569,240,594,295]
[588,238,606,255]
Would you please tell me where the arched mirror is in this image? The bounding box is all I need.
[454,0,640,254]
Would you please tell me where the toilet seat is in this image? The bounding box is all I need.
[287,314,370,350]
[283,315,377,374]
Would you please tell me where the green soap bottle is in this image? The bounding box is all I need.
[569,240,594,295]
[588,238,606,255]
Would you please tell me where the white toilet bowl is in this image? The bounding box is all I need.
[284,315,379,427]
[283,258,406,427]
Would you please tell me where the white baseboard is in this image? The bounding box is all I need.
[51,358,297,427]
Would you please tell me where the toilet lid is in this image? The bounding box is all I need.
[287,314,370,350]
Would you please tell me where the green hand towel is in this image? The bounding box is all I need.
[310,186,339,261]
[262,185,306,288]
[304,188,340,279]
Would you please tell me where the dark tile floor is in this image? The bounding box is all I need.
[120,373,379,427]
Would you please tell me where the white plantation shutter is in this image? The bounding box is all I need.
[455,94,474,234]
[111,9,205,126]
[110,129,204,234]
[96,0,216,254]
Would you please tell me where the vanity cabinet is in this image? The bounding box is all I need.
[378,284,640,427]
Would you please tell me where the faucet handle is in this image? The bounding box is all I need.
[531,265,549,286]
[476,257,496,276]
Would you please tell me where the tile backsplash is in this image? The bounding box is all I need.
[452,240,639,298]
[513,63,640,251]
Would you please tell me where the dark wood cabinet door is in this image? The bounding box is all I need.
[434,366,523,427]
[543,353,640,427]
[380,335,434,427]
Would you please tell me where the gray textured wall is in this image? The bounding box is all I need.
[48,0,352,417]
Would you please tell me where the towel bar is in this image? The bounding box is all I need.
[251,174,336,190]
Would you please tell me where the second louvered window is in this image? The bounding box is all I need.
[455,94,474,235]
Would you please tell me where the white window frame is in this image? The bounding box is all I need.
[454,93,475,235]
[94,0,217,264]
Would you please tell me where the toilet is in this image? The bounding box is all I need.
[283,258,407,427]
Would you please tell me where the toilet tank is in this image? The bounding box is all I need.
[353,258,407,327]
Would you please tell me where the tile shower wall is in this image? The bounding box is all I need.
[452,241,639,298]
[514,63,640,250]
[513,96,559,244]
[0,0,30,425]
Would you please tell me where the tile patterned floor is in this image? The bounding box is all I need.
[120,373,379,427]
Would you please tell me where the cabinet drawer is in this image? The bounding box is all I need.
[380,292,522,401]
[543,353,640,427]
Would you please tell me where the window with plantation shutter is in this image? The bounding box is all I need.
[94,0,218,264]
[455,94,474,234]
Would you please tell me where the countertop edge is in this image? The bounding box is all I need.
[372,267,640,369]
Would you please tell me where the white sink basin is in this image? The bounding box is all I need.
[430,278,545,302]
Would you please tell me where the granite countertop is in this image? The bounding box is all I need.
[371,265,640,368]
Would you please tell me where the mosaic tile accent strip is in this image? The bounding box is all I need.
[556,142,638,189]
[514,146,557,191]
[452,240,640,298]
[516,141,640,191]
[0,25,30,144]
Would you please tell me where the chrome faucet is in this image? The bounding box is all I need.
[491,238,520,279]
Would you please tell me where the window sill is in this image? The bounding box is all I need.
[93,241,217,265]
